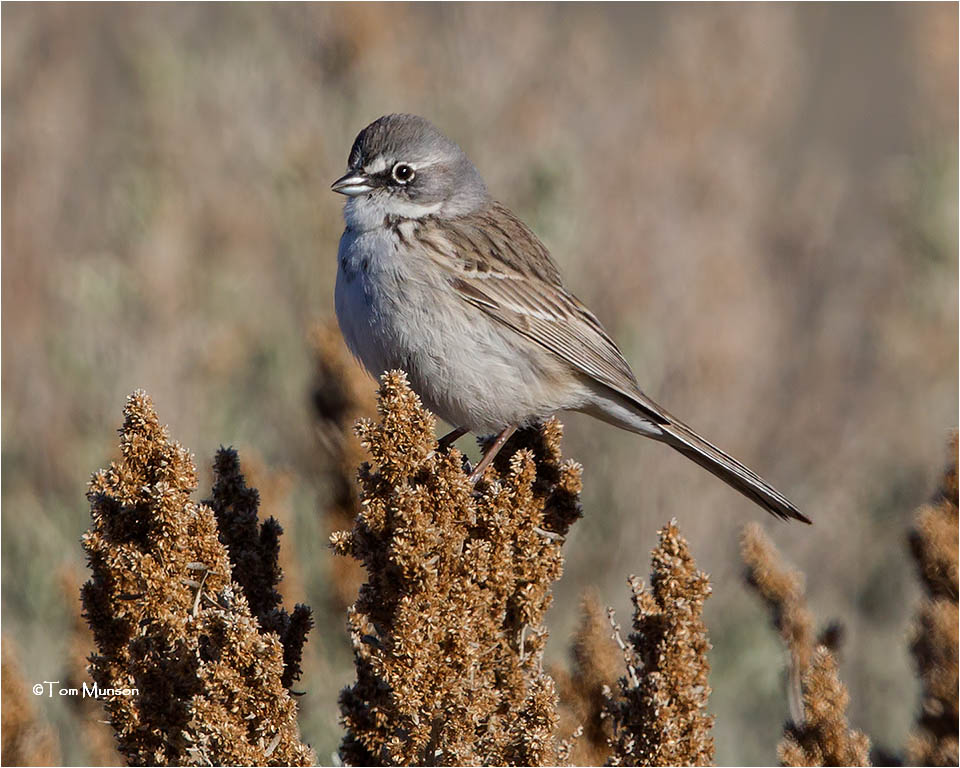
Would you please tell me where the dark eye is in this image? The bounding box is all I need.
[392,163,415,184]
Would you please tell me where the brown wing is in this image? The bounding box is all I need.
[417,202,669,425]
[418,203,808,523]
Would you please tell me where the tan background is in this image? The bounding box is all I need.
[3,3,957,764]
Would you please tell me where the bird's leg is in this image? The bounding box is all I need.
[467,425,517,485]
[437,426,469,452]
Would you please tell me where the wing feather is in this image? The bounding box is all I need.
[413,202,808,523]
[418,203,668,423]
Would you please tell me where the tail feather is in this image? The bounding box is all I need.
[659,421,810,524]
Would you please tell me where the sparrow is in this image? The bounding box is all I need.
[332,113,809,523]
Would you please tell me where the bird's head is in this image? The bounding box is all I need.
[332,114,489,228]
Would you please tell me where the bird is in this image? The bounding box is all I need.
[332,113,810,524]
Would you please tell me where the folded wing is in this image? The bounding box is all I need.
[419,202,809,523]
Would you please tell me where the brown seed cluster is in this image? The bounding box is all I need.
[553,590,621,766]
[332,371,583,766]
[205,447,314,689]
[777,647,872,767]
[741,524,870,767]
[81,390,314,766]
[740,522,815,723]
[905,437,958,767]
[605,520,715,767]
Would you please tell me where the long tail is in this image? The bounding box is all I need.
[659,420,811,524]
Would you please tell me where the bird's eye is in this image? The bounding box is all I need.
[392,163,415,184]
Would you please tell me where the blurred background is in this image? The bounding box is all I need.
[2,3,956,765]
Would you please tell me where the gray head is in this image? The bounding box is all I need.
[332,114,489,224]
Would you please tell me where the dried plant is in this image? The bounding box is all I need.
[205,447,314,689]
[741,524,870,766]
[905,437,958,767]
[1,639,61,766]
[311,321,377,610]
[740,522,815,721]
[332,371,583,766]
[777,647,872,767]
[241,454,307,618]
[553,590,620,766]
[81,390,314,766]
[605,520,715,767]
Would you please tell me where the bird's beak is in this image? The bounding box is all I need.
[331,170,374,196]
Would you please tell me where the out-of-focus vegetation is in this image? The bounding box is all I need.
[905,437,959,766]
[742,524,872,766]
[2,4,956,764]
